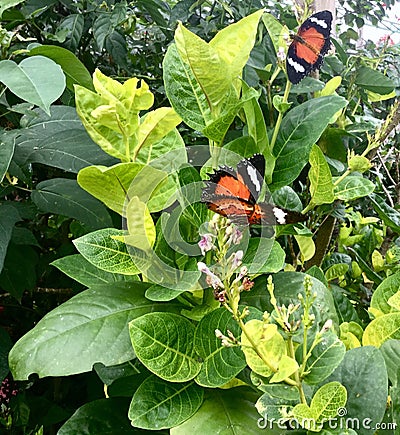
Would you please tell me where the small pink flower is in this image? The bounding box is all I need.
[198,262,224,290]
[277,46,286,61]
[198,233,215,255]
[228,227,243,245]
[231,250,243,270]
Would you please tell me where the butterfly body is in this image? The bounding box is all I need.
[286,10,332,84]
[201,154,305,226]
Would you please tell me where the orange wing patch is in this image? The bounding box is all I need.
[214,174,252,201]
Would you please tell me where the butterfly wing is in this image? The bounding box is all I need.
[236,153,265,203]
[286,10,332,84]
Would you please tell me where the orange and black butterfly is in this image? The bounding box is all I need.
[201,154,305,225]
[286,10,332,84]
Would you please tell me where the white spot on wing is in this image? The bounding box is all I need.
[273,207,287,224]
[309,17,328,28]
[287,57,305,72]
[247,165,261,193]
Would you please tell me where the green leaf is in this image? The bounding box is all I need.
[370,272,400,316]
[334,176,375,201]
[370,194,400,234]
[294,235,315,262]
[327,346,388,435]
[355,66,395,95]
[9,283,183,379]
[262,13,284,54]
[302,332,346,385]
[51,254,137,287]
[73,228,140,275]
[10,106,115,173]
[129,376,203,430]
[77,162,177,215]
[0,56,65,115]
[0,0,24,17]
[29,45,93,90]
[271,95,348,190]
[194,308,246,387]
[57,14,84,51]
[163,44,211,132]
[292,382,347,431]
[363,313,400,347]
[331,285,360,324]
[31,178,113,230]
[306,144,334,210]
[270,355,299,383]
[171,388,262,434]
[124,196,156,250]
[0,132,15,183]
[241,320,286,377]
[58,397,135,435]
[325,263,350,282]
[129,312,201,382]
[0,204,21,271]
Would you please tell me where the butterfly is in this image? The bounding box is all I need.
[286,10,333,84]
[201,154,305,225]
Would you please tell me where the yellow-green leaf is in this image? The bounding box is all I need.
[294,235,315,262]
[362,312,400,347]
[241,320,286,377]
[123,196,156,250]
[270,355,299,383]
[137,107,181,152]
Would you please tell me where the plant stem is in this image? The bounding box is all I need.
[269,80,291,150]
[287,337,307,404]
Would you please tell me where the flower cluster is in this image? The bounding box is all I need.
[0,376,18,414]
[197,215,254,305]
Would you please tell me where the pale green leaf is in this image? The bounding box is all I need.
[241,320,286,377]
[362,313,400,347]
[0,56,65,115]
[334,176,375,201]
[77,162,177,215]
[307,144,334,208]
[370,272,400,315]
[124,196,156,250]
[270,355,299,383]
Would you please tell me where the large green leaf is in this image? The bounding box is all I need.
[327,346,388,435]
[129,312,201,382]
[58,397,134,435]
[129,376,203,430]
[9,283,183,379]
[77,162,177,215]
[0,204,21,272]
[355,66,395,95]
[242,238,285,274]
[194,308,246,387]
[29,45,93,90]
[31,179,113,230]
[163,43,211,132]
[51,254,137,287]
[271,95,348,190]
[171,388,263,434]
[10,106,116,173]
[73,228,140,275]
[0,56,65,115]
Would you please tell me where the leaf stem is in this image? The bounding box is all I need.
[269,80,291,150]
